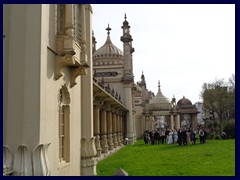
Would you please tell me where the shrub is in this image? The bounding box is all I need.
[223,119,235,138]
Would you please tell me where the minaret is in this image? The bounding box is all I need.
[139,71,146,89]
[121,13,135,82]
[120,14,136,144]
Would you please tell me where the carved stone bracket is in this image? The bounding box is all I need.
[55,54,79,80]
[70,65,88,88]
[55,53,90,88]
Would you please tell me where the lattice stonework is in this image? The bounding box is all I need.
[94,72,118,77]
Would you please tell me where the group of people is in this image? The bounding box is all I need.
[143,127,207,146]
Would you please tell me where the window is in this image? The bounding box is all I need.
[58,86,70,163]
[74,4,81,43]
[57,4,65,34]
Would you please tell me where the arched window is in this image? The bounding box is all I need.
[58,85,70,163]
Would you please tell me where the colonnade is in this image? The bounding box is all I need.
[93,103,126,156]
[144,113,198,131]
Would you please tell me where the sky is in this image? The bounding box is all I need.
[91,4,235,104]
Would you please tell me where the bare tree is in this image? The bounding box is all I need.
[200,77,234,133]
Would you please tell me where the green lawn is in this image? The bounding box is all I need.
[96,139,235,176]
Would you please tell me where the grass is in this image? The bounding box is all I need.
[96,139,235,176]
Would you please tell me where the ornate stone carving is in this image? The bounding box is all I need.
[70,65,88,88]
[33,143,51,176]
[107,133,114,151]
[113,133,118,148]
[100,134,108,153]
[3,143,51,176]
[94,135,102,157]
[55,54,78,80]
[80,42,88,66]
[117,132,122,146]
[13,145,32,176]
[3,146,13,176]
[81,158,97,168]
[81,137,97,158]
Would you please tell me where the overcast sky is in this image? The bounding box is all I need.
[91,4,235,104]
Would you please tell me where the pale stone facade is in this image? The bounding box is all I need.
[134,72,154,138]
[3,4,138,176]
[92,16,137,144]
[3,4,198,176]
[3,4,96,176]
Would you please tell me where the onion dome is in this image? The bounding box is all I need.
[176,96,193,109]
[145,81,172,111]
[123,13,129,26]
[93,24,123,66]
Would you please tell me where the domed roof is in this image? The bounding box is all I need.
[177,96,192,107]
[93,25,123,64]
[93,36,123,60]
[146,81,172,111]
[176,96,196,110]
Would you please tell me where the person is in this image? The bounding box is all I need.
[186,128,191,144]
[221,132,227,139]
[150,130,155,145]
[173,129,178,143]
[199,128,205,144]
[168,130,173,144]
[154,130,160,145]
[143,130,150,144]
[161,128,166,144]
[190,129,196,144]
[177,128,182,146]
[203,128,207,144]
[165,129,170,143]
[182,128,187,146]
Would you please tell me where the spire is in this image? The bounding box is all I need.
[158,80,162,94]
[139,71,146,89]
[141,71,145,80]
[106,24,111,36]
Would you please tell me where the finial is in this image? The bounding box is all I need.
[92,30,94,36]
[124,13,127,20]
[158,80,161,89]
[106,24,111,36]
[142,71,144,75]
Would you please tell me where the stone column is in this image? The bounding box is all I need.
[93,104,101,157]
[192,114,197,130]
[120,114,124,145]
[123,84,135,144]
[170,115,174,130]
[80,4,97,176]
[100,108,108,153]
[176,114,180,129]
[112,111,118,148]
[132,110,137,142]
[116,113,121,146]
[107,108,114,150]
